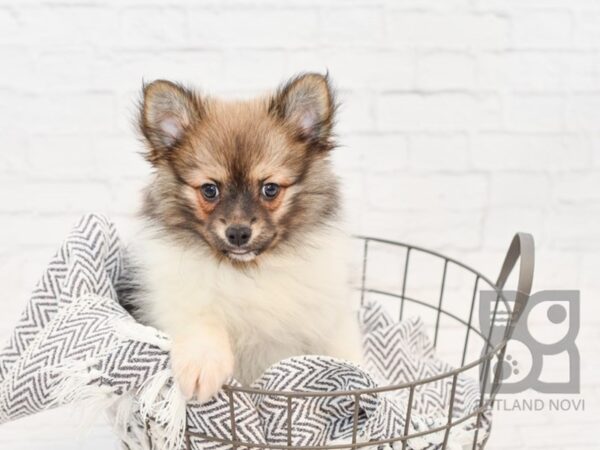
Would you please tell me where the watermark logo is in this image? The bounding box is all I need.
[479,290,580,394]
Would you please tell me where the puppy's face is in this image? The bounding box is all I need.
[139,74,340,264]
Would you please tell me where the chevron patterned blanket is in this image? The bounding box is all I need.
[0,214,490,450]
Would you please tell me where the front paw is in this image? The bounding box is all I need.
[171,331,234,403]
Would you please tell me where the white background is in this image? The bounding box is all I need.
[0,0,598,448]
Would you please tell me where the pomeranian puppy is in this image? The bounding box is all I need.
[128,73,362,403]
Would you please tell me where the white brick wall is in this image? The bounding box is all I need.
[0,0,598,448]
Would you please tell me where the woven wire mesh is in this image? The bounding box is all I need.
[183,234,534,450]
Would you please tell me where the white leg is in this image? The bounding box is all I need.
[170,317,234,403]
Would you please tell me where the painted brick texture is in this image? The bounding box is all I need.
[0,1,598,448]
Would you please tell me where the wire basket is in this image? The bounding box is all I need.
[184,233,535,450]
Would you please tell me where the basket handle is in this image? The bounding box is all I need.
[495,232,535,333]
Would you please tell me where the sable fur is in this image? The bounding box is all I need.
[129,73,361,401]
[138,74,340,262]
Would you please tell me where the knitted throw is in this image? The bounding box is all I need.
[0,214,490,450]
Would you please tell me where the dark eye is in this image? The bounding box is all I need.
[200,183,219,201]
[261,183,280,199]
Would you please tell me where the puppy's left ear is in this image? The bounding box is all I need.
[270,73,336,151]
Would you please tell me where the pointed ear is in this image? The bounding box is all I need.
[270,73,336,150]
[139,80,202,163]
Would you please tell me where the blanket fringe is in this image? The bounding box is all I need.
[136,369,186,450]
[47,358,125,443]
[46,331,184,450]
[50,359,114,406]
[113,319,171,351]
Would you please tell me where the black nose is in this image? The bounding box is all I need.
[225,225,252,247]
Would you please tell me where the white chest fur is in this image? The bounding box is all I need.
[130,225,360,384]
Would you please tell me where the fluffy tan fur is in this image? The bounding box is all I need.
[129,73,361,402]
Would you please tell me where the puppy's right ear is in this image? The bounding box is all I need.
[139,80,202,164]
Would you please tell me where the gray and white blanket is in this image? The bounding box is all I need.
[0,214,490,450]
